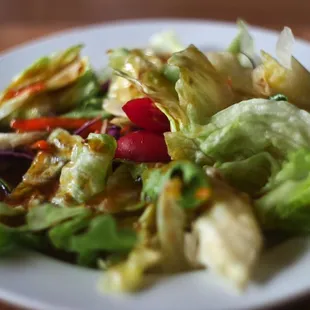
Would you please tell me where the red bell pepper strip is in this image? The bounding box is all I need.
[11,117,102,132]
[3,83,45,101]
[115,130,170,162]
[122,98,170,133]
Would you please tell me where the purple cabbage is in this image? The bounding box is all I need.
[107,125,121,140]
[100,80,110,95]
[73,117,102,136]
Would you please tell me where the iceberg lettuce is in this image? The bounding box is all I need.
[52,134,116,205]
[0,45,100,125]
[194,178,263,290]
[255,149,310,233]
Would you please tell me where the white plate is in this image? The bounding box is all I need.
[1,19,310,310]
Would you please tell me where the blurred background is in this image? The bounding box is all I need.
[1,0,310,51]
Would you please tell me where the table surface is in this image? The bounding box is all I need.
[1,0,310,309]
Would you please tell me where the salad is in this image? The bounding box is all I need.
[0,20,309,294]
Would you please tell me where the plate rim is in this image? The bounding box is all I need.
[1,17,310,58]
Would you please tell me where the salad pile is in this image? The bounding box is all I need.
[0,21,310,293]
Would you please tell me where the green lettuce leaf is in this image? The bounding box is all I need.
[0,203,25,217]
[112,45,252,131]
[149,30,184,54]
[63,96,112,119]
[141,161,211,209]
[157,178,189,272]
[52,134,116,205]
[25,204,88,231]
[255,149,310,232]
[0,203,88,254]
[0,204,26,254]
[104,48,168,117]
[63,108,111,119]
[136,204,156,243]
[227,20,256,59]
[252,28,310,110]
[88,164,143,213]
[101,246,161,292]
[215,152,281,195]
[0,46,100,125]
[0,132,47,150]
[0,202,137,266]
[165,99,310,167]
[49,211,91,249]
[3,45,83,92]
[70,214,137,253]
[167,45,235,125]
[8,129,83,204]
[206,52,259,98]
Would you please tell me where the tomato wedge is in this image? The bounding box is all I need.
[11,117,102,132]
[115,130,170,162]
[122,98,170,133]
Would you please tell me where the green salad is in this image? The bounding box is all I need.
[0,20,309,293]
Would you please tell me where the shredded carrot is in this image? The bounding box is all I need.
[195,187,211,200]
[31,140,51,152]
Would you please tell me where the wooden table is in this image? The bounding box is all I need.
[1,0,310,309]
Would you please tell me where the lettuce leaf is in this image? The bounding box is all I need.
[255,149,310,232]
[25,204,88,231]
[228,20,254,55]
[227,20,261,65]
[112,45,257,132]
[149,30,184,54]
[88,164,143,213]
[8,129,83,204]
[49,211,91,249]
[109,47,186,130]
[0,132,47,150]
[70,214,137,253]
[0,203,88,254]
[52,134,116,206]
[165,99,310,166]
[0,204,26,254]
[194,178,263,290]
[168,45,236,125]
[3,45,83,92]
[0,46,100,125]
[253,28,310,110]
[0,202,137,266]
[206,52,259,98]
[157,178,189,272]
[48,209,137,266]
[215,152,281,195]
[101,246,161,292]
[63,108,111,119]
[63,96,111,119]
[141,161,211,209]
[104,48,168,117]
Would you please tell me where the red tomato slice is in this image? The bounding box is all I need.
[115,130,170,162]
[122,98,170,133]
